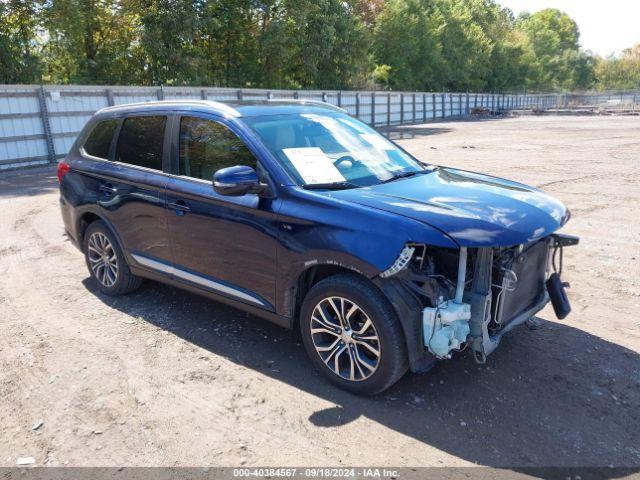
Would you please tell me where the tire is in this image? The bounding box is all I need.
[299,273,408,395]
[83,220,142,296]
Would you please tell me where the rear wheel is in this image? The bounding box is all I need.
[83,220,141,296]
[300,274,408,395]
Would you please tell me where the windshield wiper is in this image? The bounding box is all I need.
[302,181,360,190]
[380,170,428,184]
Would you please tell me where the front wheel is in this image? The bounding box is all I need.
[299,274,408,395]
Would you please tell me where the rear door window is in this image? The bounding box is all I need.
[116,115,166,171]
[179,116,257,180]
[83,120,118,159]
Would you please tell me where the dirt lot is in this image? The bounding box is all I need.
[0,115,639,470]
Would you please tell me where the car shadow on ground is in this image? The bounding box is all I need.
[84,278,640,475]
[0,166,58,198]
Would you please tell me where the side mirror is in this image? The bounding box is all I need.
[213,165,266,196]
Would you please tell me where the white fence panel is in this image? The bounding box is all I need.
[0,84,574,171]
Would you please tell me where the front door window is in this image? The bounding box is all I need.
[179,116,257,181]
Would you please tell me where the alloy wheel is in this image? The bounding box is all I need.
[310,296,381,381]
[87,231,118,288]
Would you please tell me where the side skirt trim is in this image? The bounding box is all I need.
[131,253,267,308]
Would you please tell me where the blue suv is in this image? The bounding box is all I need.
[59,100,578,394]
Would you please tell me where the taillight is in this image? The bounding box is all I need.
[57,161,70,183]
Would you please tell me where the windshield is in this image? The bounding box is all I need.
[244,112,425,187]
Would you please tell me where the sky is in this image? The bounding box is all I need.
[496,0,640,57]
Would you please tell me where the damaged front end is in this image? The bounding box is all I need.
[375,233,579,371]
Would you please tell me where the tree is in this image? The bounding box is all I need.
[0,0,42,83]
[595,44,640,91]
[138,0,211,86]
[433,0,495,92]
[41,0,142,84]
[514,8,591,91]
[282,0,369,89]
[0,0,621,92]
[373,0,444,91]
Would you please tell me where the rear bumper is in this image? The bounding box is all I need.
[59,195,82,251]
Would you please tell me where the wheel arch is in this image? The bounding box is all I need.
[291,263,373,327]
[76,209,125,254]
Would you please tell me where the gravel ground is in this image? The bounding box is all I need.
[0,115,639,470]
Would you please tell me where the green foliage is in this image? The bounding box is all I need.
[41,0,144,84]
[0,0,636,92]
[371,1,601,92]
[515,8,586,90]
[0,0,42,83]
[372,0,443,91]
[595,44,640,91]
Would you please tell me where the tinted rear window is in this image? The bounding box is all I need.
[83,120,118,159]
[115,116,166,170]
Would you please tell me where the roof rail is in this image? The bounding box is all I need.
[96,100,241,117]
[265,98,347,113]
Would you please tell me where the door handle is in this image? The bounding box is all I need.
[99,183,117,196]
[168,200,191,216]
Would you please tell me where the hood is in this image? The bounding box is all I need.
[330,167,570,247]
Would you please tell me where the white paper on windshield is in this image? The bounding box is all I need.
[360,133,394,151]
[283,147,345,184]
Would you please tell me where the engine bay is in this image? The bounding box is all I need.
[381,233,578,362]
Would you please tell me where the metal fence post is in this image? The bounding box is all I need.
[465,93,470,116]
[449,94,453,118]
[322,92,328,103]
[36,86,56,164]
[371,92,376,126]
[157,86,164,100]
[423,94,427,122]
[337,91,341,107]
[432,94,436,119]
[237,89,243,100]
[412,93,416,123]
[441,93,446,119]
[106,89,115,106]
[355,93,361,119]
[400,93,404,124]
[387,93,391,126]
[200,89,207,100]
[294,91,299,100]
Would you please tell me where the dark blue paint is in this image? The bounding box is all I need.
[60,100,572,323]
[213,165,263,196]
[327,166,570,247]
